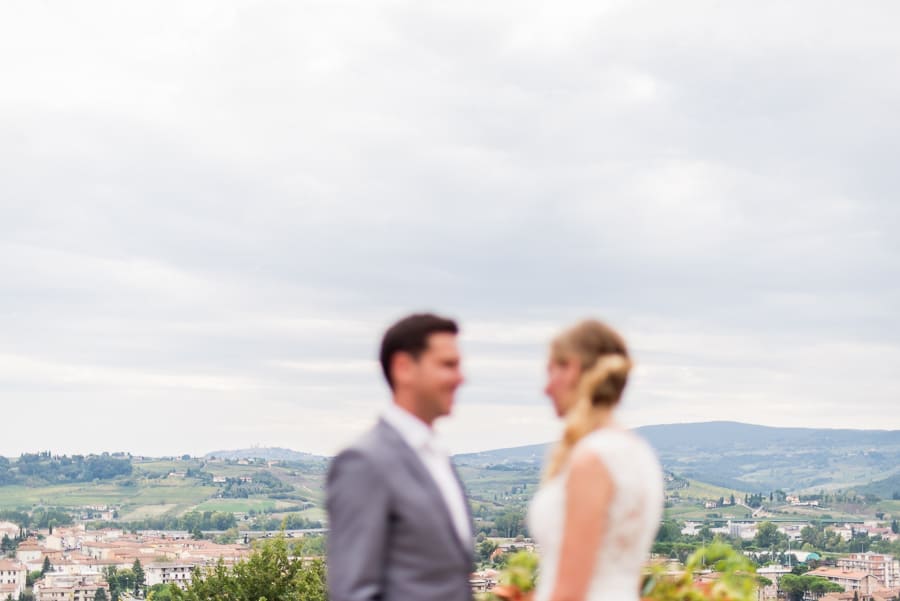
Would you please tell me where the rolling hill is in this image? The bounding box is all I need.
[453,421,900,494]
[3,422,899,522]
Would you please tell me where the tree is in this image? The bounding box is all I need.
[780,574,843,601]
[94,589,108,601]
[754,521,782,548]
[801,525,824,549]
[293,534,326,557]
[655,521,683,543]
[132,559,145,595]
[41,556,51,575]
[103,566,121,601]
[115,569,135,594]
[809,578,843,598]
[892,519,899,535]
[478,540,499,562]
[181,535,325,601]
[147,584,182,601]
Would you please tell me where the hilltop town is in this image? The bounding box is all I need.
[3,422,900,601]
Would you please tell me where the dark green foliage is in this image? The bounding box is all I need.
[746,493,766,508]
[103,566,132,601]
[0,535,15,552]
[478,540,499,563]
[147,584,182,601]
[655,521,683,543]
[492,509,526,539]
[0,511,28,528]
[779,574,843,601]
[15,453,132,484]
[754,521,786,548]
[181,535,326,601]
[91,511,237,533]
[248,514,322,531]
[0,508,73,530]
[219,471,294,499]
[132,559,145,594]
[31,508,74,529]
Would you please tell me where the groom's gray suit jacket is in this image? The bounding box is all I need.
[326,418,475,601]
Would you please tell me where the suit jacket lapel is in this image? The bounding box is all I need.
[377,419,473,565]
[450,460,476,561]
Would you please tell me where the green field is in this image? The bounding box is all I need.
[295,507,326,522]
[193,498,278,513]
[0,457,329,522]
[134,460,201,474]
[678,479,746,500]
[876,500,900,515]
[0,478,217,516]
[120,504,179,521]
[665,502,754,521]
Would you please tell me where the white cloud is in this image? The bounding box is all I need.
[1,0,899,456]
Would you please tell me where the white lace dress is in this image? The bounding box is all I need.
[528,429,664,601]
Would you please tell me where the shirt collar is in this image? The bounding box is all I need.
[382,404,434,452]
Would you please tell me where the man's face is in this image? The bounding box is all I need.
[408,332,464,422]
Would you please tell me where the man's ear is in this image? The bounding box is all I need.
[391,352,414,386]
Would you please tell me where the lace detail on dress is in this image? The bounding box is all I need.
[527,429,664,601]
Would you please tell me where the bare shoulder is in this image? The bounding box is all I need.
[569,445,610,477]
[567,445,615,497]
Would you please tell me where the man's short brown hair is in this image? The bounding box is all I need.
[379,313,459,389]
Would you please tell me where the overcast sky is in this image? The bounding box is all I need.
[2,1,899,458]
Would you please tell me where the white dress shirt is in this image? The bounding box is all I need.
[382,404,472,546]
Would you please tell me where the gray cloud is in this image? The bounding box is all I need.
[1,0,899,456]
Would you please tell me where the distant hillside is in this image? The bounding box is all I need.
[204,447,327,464]
[637,421,900,452]
[857,473,900,499]
[453,422,900,494]
[454,443,547,467]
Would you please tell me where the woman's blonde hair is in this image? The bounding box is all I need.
[545,320,632,479]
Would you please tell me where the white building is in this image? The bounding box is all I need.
[681,521,702,537]
[806,568,882,595]
[146,563,196,589]
[15,541,43,564]
[728,521,757,540]
[0,559,27,599]
[836,553,900,589]
[34,581,109,601]
[0,522,20,541]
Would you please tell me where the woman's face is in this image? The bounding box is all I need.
[544,353,581,417]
